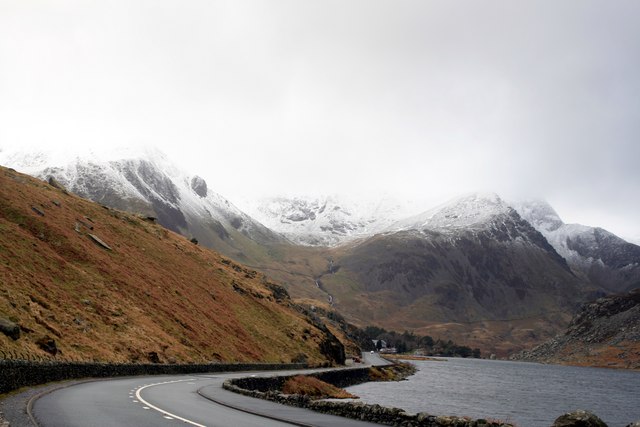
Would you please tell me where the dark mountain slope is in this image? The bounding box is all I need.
[320,194,592,355]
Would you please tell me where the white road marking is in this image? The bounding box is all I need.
[135,379,206,427]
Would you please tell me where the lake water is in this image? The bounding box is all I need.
[346,358,640,426]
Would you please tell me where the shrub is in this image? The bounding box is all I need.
[282,375,356,399]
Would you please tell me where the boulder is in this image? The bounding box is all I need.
[88,234,113,251]
[47,176,68,192]
[36,335,58,355]
[147,351,161,363]
[552,410,608,427]
[0,317,20,340]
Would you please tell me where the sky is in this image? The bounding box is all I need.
[1,1,639,243]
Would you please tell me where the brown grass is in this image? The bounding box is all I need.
[282,375,356,399]
[0,167,339,364]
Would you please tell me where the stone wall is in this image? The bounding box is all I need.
[230,366,373,393]
[0,359,307,394]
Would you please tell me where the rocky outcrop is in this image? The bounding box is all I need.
[512,289,640,368]
[35,336,57,355]
[552,410,608,427]
[47,176,67,192]
[0,318,20,341]
[190,175,208,198]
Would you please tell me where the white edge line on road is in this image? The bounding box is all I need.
[135,379,206,427]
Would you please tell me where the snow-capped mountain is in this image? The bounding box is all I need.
[324,192,584,355]
[390,192,516,233]
[0,147,285,257]
[239,195,412,246]
[514,200,640,293]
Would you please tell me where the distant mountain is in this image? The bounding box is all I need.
[513,200,640,293]
[240,195,411,246]
[391,192,520,232]
[320,193,589,356]
[513,289,640,369]
[0,147,286,263]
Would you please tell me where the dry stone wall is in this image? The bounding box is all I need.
[0,359,307,394]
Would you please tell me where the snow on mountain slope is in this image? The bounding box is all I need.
[514,199,640,293]
[238,195,412,246]
[0,147,284,250]
[390,192,515,232]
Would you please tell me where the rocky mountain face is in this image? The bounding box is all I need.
[513,289,640,369]
[0,166,347,364]
[319,194,589,355]
[514,200,640,294]
[0,148,286,264]
[240,195,411,246]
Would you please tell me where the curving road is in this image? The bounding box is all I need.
[30,354,388,427]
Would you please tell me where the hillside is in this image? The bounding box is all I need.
[0,166,345,365]
[513,289,640,369]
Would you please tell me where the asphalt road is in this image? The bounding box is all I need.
[30,354,389,427]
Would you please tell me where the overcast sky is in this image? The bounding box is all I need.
[1,1,639,242]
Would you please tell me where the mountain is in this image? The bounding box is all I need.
[317,193,590,356]
[514,200,640,294]
[4,147,637,358]
[513,289,640,369]
[239,195,411,246]
[0,165,346,364]
[0,147,286,264]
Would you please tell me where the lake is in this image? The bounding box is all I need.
[346,358,640,426]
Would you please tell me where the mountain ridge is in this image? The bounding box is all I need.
[514,199,640,294]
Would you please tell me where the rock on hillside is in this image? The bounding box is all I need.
[514,200,640,294]
[513,289,640,369]
[0,166,345,365]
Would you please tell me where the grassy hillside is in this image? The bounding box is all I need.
[0,166,344,364]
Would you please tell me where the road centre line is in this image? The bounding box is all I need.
[135,379,206,427]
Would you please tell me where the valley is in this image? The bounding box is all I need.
[1,149,638,363]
